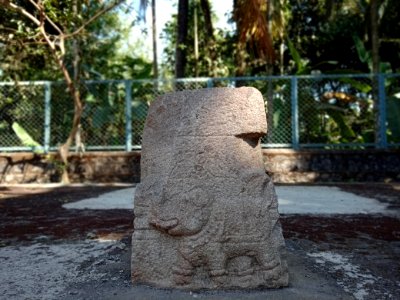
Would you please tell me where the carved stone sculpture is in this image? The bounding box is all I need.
[131,87,289,289]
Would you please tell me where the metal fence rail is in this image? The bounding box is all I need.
[1,74,399,152]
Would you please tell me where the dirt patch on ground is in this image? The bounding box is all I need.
[0,186,133,244]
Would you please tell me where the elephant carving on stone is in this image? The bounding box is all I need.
[131,87,289,289]
[149,170,287,288]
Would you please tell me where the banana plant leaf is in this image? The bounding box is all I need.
[326,109,356,140]
[12,122,43,152]
[387,96,400,142]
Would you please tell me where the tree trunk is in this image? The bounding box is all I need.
[57,0,83,183]
[371,0,380,74]
[233,0,246,81]
[194,1,199,77]
[151,0,158,80]
[175,0,189,79]
[279,0,285,75]
[266,0,274,142]
[370,0,381,147]
[200,0,213,37]
[200,0,217,77]
[57,55,83,183]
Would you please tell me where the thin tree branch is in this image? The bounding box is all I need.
[4,40,48,46]
[27,0,40,11]
[6,0,118,183]
[8,2,40,26]
[0,26,20,33]
[65,0,125,38]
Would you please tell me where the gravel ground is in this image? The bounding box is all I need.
[0,184,399,300]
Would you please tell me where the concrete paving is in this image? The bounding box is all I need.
[63,186,396,216]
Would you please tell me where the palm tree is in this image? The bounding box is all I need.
[138,0,158,79]
[199,0,217,76]
[151,0,158,79]
[233,0,275,76]
[192,0,217,77]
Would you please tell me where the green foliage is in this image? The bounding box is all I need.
[0,1,145,81]
[0,4,56,80]
[84,83,125,145]
[353,35,392,73]
[285,36,379,145]
[3,0,399,80]
[1,0,399,151]
[386,96,400,142]
[353,35,371,66]
[338,77,371,94]
[326,109,356,140]
[286,0,357,73]
[386,76,400,143]
[268,83,292,144]
[1,1,155,150]
[285,0,400,75]
[287,37,310,75]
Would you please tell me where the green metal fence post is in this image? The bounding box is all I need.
[378,74,388,149]
[125,80,133,151]
[44,82,51,153]
[291,76,299,150]
[207,78,214,88]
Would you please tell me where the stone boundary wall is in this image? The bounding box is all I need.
[263,149,400,183]
[0,149,399,184]
[0,152,141,184]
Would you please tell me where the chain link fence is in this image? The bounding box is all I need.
[1,74,399,152]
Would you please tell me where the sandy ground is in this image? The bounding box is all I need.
[0,184,399,300]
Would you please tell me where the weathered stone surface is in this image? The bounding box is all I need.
[131,87,289,289]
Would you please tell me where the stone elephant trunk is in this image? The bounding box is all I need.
[149,185,212,236]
